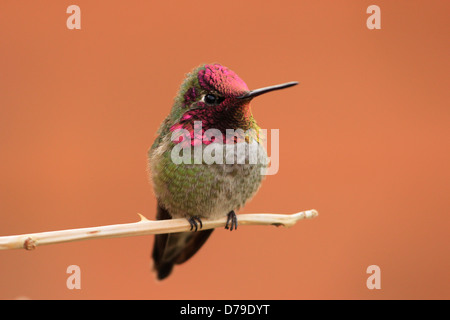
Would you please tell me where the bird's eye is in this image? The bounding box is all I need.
[203,94,225,106]
[204,94,217,105]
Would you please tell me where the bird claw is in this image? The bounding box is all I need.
[188,216,203,232]
[225,211,238,231]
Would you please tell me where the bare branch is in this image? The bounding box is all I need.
[0,210,318,251]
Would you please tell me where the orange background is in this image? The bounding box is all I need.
[0,1,449,299]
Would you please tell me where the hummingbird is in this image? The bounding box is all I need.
[148,63,297,280]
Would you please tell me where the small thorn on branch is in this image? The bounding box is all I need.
[137,213,149,222]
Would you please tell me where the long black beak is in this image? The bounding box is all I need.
[237,81,298,99]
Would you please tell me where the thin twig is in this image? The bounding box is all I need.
[0,210,318,251]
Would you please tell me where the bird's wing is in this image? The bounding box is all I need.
[151,204,214,280]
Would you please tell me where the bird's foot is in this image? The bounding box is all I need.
[187,216,203,232]
[225,211,238,231]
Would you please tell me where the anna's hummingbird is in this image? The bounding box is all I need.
[148,63,297,280]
